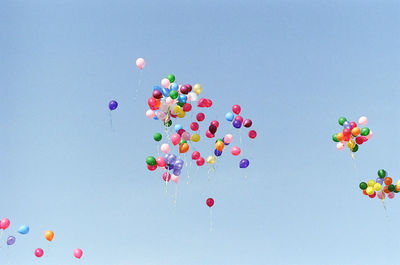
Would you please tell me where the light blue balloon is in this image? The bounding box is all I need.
[153,85,162,92]
[174,124,183,132]
[18,225,29,235]
[170,83,179,91]
[161,88,170,97]
[225,112,234,122]
[178,94,187,103]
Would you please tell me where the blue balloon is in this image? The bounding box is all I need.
[166,164,174,170]
[225,112,234,122]
[376,177,384,185]
[343,121,350,127]
[153,85,162,92]
[178,94,187,103]
[174,124,183,132]
[18,225,29,235]
[239,159,250,168]
[170,83,179,91]
[153,116,159,120]
[232,120,242,129]
[108,100,118,111]
[161,88,170,97]
[214,149,222,156]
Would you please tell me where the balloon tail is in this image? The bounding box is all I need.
[209,208,213,232]
[109,111,114,131]
[134,69,143,101]
[173,184,178,209]
[186,159,192,184]
[381,197,388,217]
[351,152,355,160]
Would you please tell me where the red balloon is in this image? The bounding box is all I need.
[197,98,207,107]
[147,165,157,171]
[196,113,205,122]
[206,130,215,138]
[162,172,171,182]
[152,90,163,99]
[177,129,185,136]
[243,119,252,128]
[209,124,217,134]
[192,151,200,160]
[355,137,364,145]
[170,111,177,118]
[350,122,357,129]
[186,84,192,92]
[343,135,350,141]
[180,85,189,94]
[206,99,213,108]
[206,198,214,207]
[234,115,243,123]
[190,122,199,131]
[232,104,241,115]
[211,120,219,128]
[196,157,205,166]
[343,128,351,137]
[369,192,376,198]
[148,97,157,107]
[249,130,257,139]
[183,103,192,112]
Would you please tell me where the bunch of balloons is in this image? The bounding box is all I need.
[332,116,372,154]
[146,153,185,179]
[359,169,399,200]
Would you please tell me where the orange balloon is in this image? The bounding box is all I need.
[155,99,161,108]
[215,141,224,151]
[362,190,368,195]
[45,230,54,242]
[336,132,344,141]
[179,143,189,153]
[351,127,360,136]
[396,185,400,191]
[384,177,392,185]
[383,186,390,194]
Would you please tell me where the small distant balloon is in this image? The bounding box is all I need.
[18,225,29,235]
[239,159,250,168]
[206,198,214,207]
[74,248,83,259]
[109,100,118,111]
[35,248,44,258]
[7,236,16,245]
[45,230,54,242]
[0,218,10,230]
[136,58,145,69]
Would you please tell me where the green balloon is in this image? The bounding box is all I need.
[215,138,223,143]
[388,184,395,192]
[179,139,187,145]
[164,120,172,127]
[338,117,347,126]
[377,169,387,178]
[360,127,370,136]
[332,134,339,142]
[170,90,178,99]
[146,156,156,166]
[167,74,175,83]
[359,182,367,190]
[177,102,185,107]
[352,144,359,152]
[153,133,162,142]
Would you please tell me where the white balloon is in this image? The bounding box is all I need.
[358,116,368,125]
[171,174,180,183]
[336,142,345,151]
[188,92,198,102]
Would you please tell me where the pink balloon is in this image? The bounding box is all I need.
[156,157,166,167]
[336,142,345,151]
[248,130,257,139]
[366,130,373,140]
[205,130,215,138]
[388,192,395,199]
[224,134,234,144]
[358,116,368,126]
[162,172,171,182]
[182,132,191,141]
[161,78,171,88]
[165,97,174,105]
[191,151,200,160]
[146,109,155,118]
[136,58,145,70]
[0,218,10,230]
[171,134,181,146]
[211,120,219,128]
[160,143,170,154]
[74,248,83,259]
[231,146,241,156]
[232,104,241,115]
[171,174,180,183]
[234,115,243,123]
[35,248,44,258]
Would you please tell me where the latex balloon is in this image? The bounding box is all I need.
[74,248,83,259]
[193,84,202,95]
[146,109,155,118]
[192,151,200,160]
[206,198,214,207]
[239,159,250,168]
[160,143,170,154]
[174,124,183,133]
[1,218,10,230]
[196,113,205,122]
[156,157,166,167]
[196,157,205,166]
[182,132,191,141]
[179,143,189,153]
[225,112,234,122]
[359,182,367,190]
[215,141,224,151]
[166,74,175,83]
[232,105,241,115]
[358,116,368,125]
[243,119,252,128]
[211,120,219,128]
[336,142,345,150]
[136,58,145,69]
[45,230,54,242]
[171,174,180,183]
[35,248,44,258]
[338,117,347,126]
[162,172,171,182]
[366,130,373,140]
[7,236,15,245]
[153,133,162,142]
[190,122,199,131]
[351,127,360,137]
[214,149,222,156]
[146,156,156,166]
[360,127,370,136]
[231,146,241,156]
[249,130,257,139]
[191,133,200,142]
[18,225,30,235]
[388,192,395,199]
[207,155,216,164]
[170,90,178,99]
[171,134,181,146]
[205,130,215,138]
[188,92,198,102]
[161,78,171,88]
[183,103,192,112]
[234,115,244,123]
[209,125,217,134]
[109,100,118,111]
[232,120,242,129]
[153,90,163,99]
[224,134,234,144]
[378,169,387,178]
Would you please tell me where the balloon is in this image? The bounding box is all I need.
[192,151,200,160]
[18,225,30,235]
[171,174,180,183]
[136,58,145,69]
[174,124,183,133]
[1,218,10,230]
[215,141,224,151]
[384,177,393,185]
[388,192,395,199]
[182,132,191,141]
[338,117,347,126]
[183,103,192,112]
[196,113,205,122]
[191,133,200,142]
[336,142,345,150]
[177,129,185,136]
[193,84,202,95]
[377,191,385,200]
[352,144,359,152]
[367,180,375,187]
[243,119,252,128]
[369,192,376,198]
[147,165,157,171]
[336,133,344,141]
[358,116,368,125]
[179,143,189,153]
[374,183,382,191]
[359,182,367,190]
[160,144,170,154]
[249,130,257,139]
[172,168,182,176]
[231,146,241,156]
[347,140,355,149]
[211,120,219,128]
[365,130,373,140]
[239,159,250,168]
[196,157,205,166]
[207,155,216,164]
[376,177,384,185]
[224,134,234,144]
[161,78,171,88]
[378,169,387,178]
[146,109,155,119]
[170,90,178,99]
[146,156,156,166]
[234,115,244,123]
[351,127,360,137]
[232,120,242,129]
[214,149,222,156]
[156,157,166,167]
[206,198,214,207]
[209,125,217,134]
[162,172,171,182]
[35,248,44,258]
[205,130,215,138]
[343,128,351,137]
[232,105,241,115]
[45,230,54,242]
[225,112,234,122]
[171,134,181,146]
[165,154,177,165]
[166,74,175,83]
[178,94,187,103]
[350,122,357,129]
[108,100,118,111]
[366,186,374,195]
[153,90,163,99]
[153,133,162,142]
[332,134,339,142]
[343,121,350,128]
[74,248,83,259]
[355,137,363,145]
[190,122,199,131]
[360,127,370,136]
[7,236,15,245]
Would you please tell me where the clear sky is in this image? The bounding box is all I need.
[1,1,400,264]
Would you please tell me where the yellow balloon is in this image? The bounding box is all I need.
[347,140,355,149]
[374,183,382,191]
[45,230,54,242]
[173,106,182,114]
[367,180,375,187]
[191,133,200,142]
[193,84,202,95]
[397,180,400,186]
[366,186,374,195]
[206,155,216,164]
[177,111,186,118]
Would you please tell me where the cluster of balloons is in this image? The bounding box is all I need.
[146,153,185,179]
[359,169,399,200]
[225,105,257,139]
[332,116,372,154]
[0,217,83,260]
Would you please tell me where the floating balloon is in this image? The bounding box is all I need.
[231,146,241,156]
[239,159,249,168]
[162,172,171,182]
[7,236,15,246]
[153,133,162,142]
[206,155,216,164]
[243,119,252,128]
[136,58,145,69]
[109,100,118,111]
[358,116,368,125]
[224,134,234,144]
[249,130,257,139]
[232,105,241,115]
[45,230,54,242]
[192,151,201,160]
[193,84,202,95]
[1,218,10,230]
[171,134,181,146]
[196,157,205,166]
[196,113,205,122]
[171,174,180,183]
[225,112,234,121]
[74,248,83,259]
[206,198,214,207]
[18,225,29,235]
[160,143,170,154]
[35,248,44,258]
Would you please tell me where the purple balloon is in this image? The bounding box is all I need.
[109,100,118,111]
[232,120,242,129]
[7,236,15,246]
[166,164,174,170]
[239,159,249,168]
[214,149,222,156]
[376,178,384,185]
[173,168,182,176]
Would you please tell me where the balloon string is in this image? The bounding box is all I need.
[186,159,192,184]
[109,111,113,131]
[134,69,143,101]
[210,208,213,232]
[173,184,178,209]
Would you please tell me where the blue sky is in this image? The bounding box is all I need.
[1,0,400,264]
